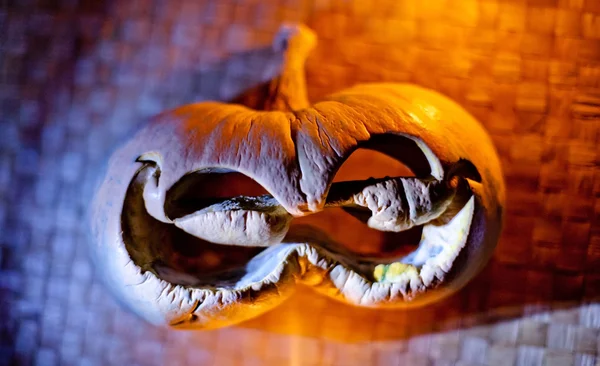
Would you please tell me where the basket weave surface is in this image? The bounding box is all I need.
[1,0,599,365]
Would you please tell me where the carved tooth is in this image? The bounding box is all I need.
[370,196,475,299]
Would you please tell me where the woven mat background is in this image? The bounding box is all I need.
[1,0,600,365]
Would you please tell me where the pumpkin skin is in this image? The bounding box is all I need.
[89,25,504,329]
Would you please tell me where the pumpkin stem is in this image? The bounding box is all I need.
[264,24,316,112]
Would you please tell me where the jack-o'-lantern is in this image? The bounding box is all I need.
[89,24,505,329]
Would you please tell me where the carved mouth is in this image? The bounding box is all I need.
[121,137,479,303]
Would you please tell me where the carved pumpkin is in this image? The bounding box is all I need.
[89,24,504,329]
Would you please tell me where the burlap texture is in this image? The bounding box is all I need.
[1,0,599,365]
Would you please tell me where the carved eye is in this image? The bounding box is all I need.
[290,135,425,261]
[164,169,270,220]
[287,133,477,286]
